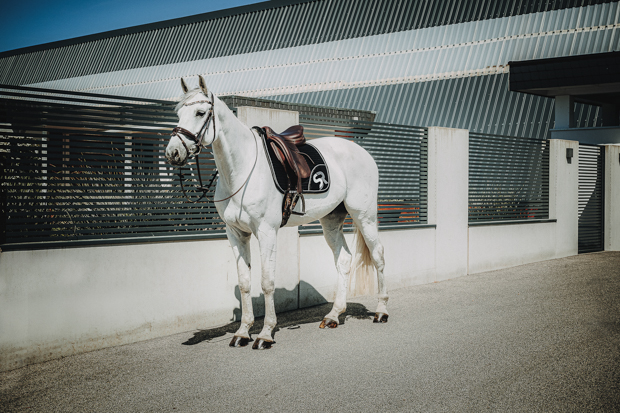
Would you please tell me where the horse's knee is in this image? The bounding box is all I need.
[239,275,251,295]
[261,279,275,295]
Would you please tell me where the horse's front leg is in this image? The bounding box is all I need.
[227,225,254,347]
[252,226,278,349]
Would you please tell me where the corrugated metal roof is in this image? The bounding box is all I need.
[24,3,620,101]
[266,73,601,139]
[0,0,615,85]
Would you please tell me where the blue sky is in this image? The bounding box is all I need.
[0,0,266,53]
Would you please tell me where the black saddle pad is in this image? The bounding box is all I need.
[262,136,330,194]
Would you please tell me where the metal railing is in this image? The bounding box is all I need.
[1,86,430,249]
[469,131,550,223]
[0,85,226,249]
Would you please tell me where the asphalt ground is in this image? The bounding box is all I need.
[2,252,620,412]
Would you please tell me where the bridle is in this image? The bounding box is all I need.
[172,93,258,203]
[172,94,215,158]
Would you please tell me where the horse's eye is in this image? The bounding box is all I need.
[196,110,206,117]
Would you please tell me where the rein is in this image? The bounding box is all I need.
[175,96,259,203]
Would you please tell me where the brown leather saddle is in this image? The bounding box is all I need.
[263,125,311,194]
[261,125,312,227]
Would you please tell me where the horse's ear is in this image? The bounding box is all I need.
[198,75,209,96]
[180,78,189,94]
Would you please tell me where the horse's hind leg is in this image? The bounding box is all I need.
[227,226,254,347]
[319,203,352,328]
[349,208,389,323]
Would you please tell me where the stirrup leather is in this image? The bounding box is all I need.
[281,191,306,227]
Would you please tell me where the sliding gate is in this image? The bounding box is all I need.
[578,144,604,253]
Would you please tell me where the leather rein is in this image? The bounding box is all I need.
[173,94,257,203]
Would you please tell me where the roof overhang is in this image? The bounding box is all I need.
[509,51,620,106]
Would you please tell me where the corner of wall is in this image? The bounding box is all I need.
[549,139,579,258]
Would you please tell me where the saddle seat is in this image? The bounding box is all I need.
[263,125,311,194]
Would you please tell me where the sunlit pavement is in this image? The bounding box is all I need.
[2,252,620,412]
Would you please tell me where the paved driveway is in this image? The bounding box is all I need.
[2,252,620,412]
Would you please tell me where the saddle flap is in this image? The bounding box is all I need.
[264,126,311,192]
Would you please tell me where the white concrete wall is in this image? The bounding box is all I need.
[0,238,239,372]
[468,222,557,274]
[0,105,305,372]
[236,106,298,134]
[604,144,620,251]
[298,127,469,305]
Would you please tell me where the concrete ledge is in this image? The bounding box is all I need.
[469,219,557,227]
[469,222,558,274]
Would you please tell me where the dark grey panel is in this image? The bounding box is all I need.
[578,144,604,253]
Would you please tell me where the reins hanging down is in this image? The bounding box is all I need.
[177,126,259,203]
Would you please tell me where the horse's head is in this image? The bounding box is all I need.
[165,76,216,166]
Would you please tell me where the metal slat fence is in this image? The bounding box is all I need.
[0,85,226,249]
[469,132,549,223]
[300,115,428,233]
[2,86,429,249]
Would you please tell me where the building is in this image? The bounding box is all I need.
[1,0,619,139]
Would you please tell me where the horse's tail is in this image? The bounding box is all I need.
[348,224,376,297]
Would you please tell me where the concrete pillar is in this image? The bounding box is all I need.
[549,139,579,257]
[427,127,469,280]
[604,144,620,251]
[555,95,575,129]
[235,106,300,314]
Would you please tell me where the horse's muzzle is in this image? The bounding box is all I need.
[165,145,187,166]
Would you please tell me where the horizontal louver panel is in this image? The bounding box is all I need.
[1,85,229,249]
[2,85,429,249]
[469,131,549,222]
[578,144,604,253]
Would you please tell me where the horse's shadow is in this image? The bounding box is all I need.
[183,282,372,345]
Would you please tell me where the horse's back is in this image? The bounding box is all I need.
[309,136,378,190]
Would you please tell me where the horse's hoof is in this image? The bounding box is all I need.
[319,318,338,329]
[229,336,252,347]
[252,339,274,350]
[373,313,389,323]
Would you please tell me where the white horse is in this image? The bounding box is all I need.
[165,76,388,349]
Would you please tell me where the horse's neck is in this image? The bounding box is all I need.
[211,98,257,191]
